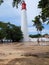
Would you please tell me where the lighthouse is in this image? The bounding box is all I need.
[21,1,29,41]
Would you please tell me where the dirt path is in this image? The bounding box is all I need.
[0,42,49,65]
[5,57,49,65]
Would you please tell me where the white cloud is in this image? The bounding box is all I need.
[42,29,49,34]
[28,26,37,33]
[28,26,49,34]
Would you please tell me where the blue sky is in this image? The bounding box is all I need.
[0,0,49,35]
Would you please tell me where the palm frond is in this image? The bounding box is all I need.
[0,0,3,5]
[12,0,21,8]
[47,21,49,24]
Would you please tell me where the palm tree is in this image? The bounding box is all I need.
[32,16,44,45]
[12,0,21,8]
[0,0,3,5]
[0,0,21,7]
[33,16,42,33]
[39,25,44,35]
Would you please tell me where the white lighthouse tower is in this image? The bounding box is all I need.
[21,0,29,41]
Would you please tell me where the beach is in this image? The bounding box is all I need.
[0,42,49,65]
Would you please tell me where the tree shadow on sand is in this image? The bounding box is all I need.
[6,52,49,65]
[21,52,49,58]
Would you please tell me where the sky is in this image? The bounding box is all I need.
[0,0,49,35]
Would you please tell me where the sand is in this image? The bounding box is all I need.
[0,42,49,65]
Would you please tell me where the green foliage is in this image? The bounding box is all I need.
[0,0,3,5]
[38,0,49,8]
[32,16,44,33]
[29,34,41,38]
[0,21,23,42]
[0,29,5,39]
[38,0,49,23]
[12,0,21,8]
[0,0,21,8]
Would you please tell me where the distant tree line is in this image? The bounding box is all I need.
[29,33,49,38]
[29,34,41,38]
[0,21,23,43]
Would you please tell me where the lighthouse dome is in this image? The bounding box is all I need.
[22,1,26,10]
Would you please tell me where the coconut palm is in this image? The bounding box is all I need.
[32,16,44,45]
[0,0,21,7]
[0,0,3,5]
[12,0,21,8]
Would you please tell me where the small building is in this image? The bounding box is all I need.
[44,34,49,38]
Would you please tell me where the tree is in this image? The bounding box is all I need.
[0,0,3,5]
[0,29,6,42]
[39,25,44,35]
[0,0,21,7]
[5,22,23,42]
[38,0,49,23]
[0,21,23,43]
[32,16,44,34]
[8,25,23,42]
[32,16,44,44]
[12,0,21,8]
[29,34,41,38]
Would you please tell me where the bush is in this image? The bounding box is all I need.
[29,34,41,38]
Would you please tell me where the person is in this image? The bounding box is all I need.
[37,38,40,45]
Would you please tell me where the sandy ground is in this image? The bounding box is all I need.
[0,42,49,65]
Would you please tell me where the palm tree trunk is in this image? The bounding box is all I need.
[37,30,40,45]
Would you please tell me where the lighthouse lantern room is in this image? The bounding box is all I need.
[22,1,26,10]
